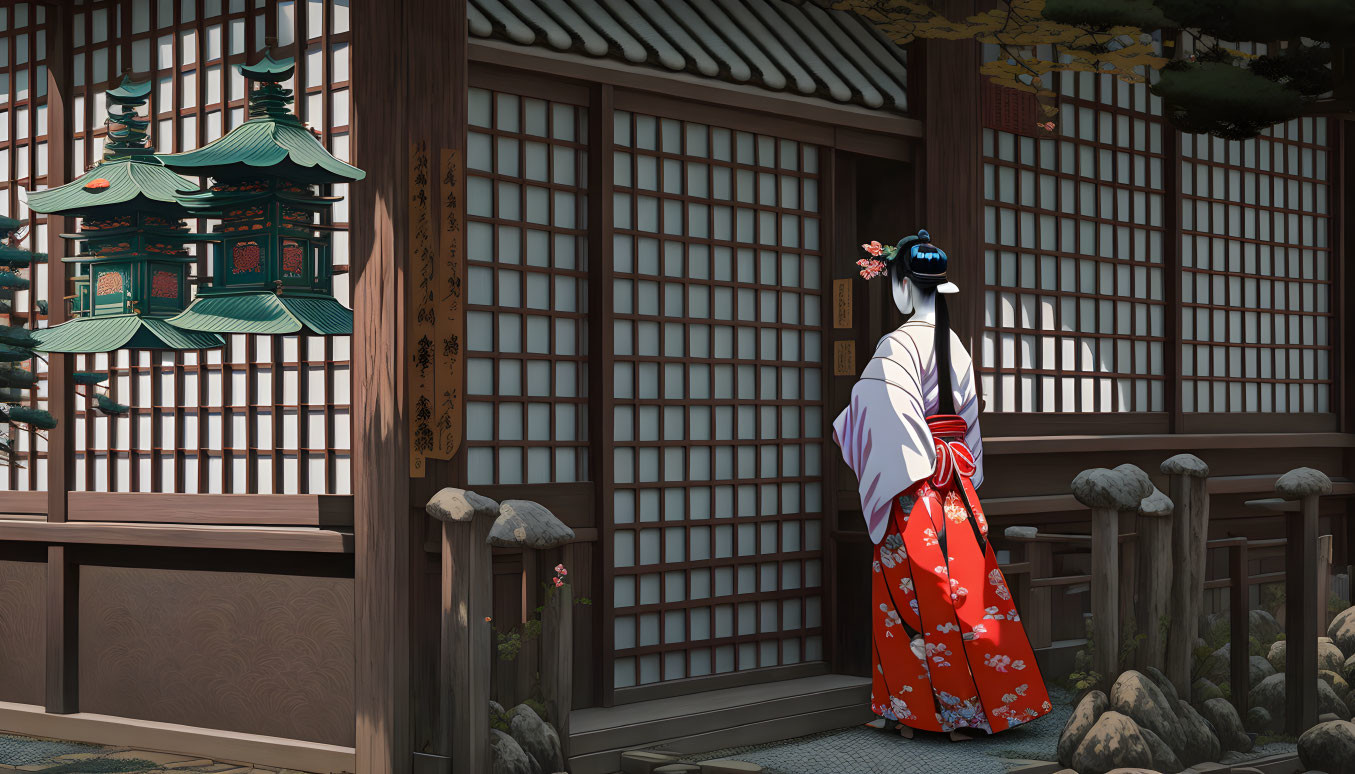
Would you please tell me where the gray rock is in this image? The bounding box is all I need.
[1141,725,1185,773]
[1318,677,1351,718]
[1176,700,1221,766]
[1200,697,1252,753]
[1198,645,1230,686]
[1321,640,1347,674]
[1298,719,1355,774]
[1111,671,1186,756]
[1072,468,1148,511]
[1245,706,1274,734]
[508,704,564,773]
[1145,667,1180,708]
[1059,690,1110,766]
[1139,487,1173,517]
[1320,712,1342,723]
[1249,655,1277,689]
[1249,609,1283,643]
[698,763,763,773]
[426,487,499,523]
[1072,711,1156,774]
[1275,467,1333,499]
[1345,653,1355,684]
[653,766,701,773]
[1113,464,1155,502]
[1192,678,1223,704]
[1320,669,1351,706]
[1004,525,1038,539]
[1161,454,1209,478]
[490,500,576,549]
[491,728,538,774]
[1198,611,1227,646]
[1331,606,1355,659]
[1267,640,1287,673]
[1250,673,1286,726]
[1104,770,1165,774]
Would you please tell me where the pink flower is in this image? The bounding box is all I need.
[555,564,567,575]
[861,240,884,256]
[857,258,887,280]
[553,577,564,588]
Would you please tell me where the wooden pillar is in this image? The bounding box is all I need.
[1228,541,1250,716]
[1274,467,1332,735]
[44,0,77,716]
[1163,453,1210,699]
[1318,534,1333,637]
[1119,518,1137,652]
[919,0,982,352]
[1072,467,1148,684]
[1028,541,1053,650]
[1136,490,1173,674]
[542,581,574,758]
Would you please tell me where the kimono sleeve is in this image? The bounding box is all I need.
[832,334,937,545]
[950,330,984,490]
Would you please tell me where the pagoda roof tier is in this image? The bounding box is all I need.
[60,252,197,264]
[27,157,200,216]
[32,315,225,353]
[61,225,190,240]
[168,291,352,335]
[159,117,364,185]
[174,189,342,214]
[0,245,34,267]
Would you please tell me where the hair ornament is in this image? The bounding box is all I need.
[857,239,899,280]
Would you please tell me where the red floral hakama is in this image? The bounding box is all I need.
[870,415,1052,734]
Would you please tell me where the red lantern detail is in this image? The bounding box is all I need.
[282,241,304,274]
[232,241,262,273]
[151,271,179,298]
[84,178,112,191]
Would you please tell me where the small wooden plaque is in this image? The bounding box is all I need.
[833,279,853,329]
[833,340,857,376]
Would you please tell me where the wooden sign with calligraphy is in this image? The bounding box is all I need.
[436,147,464,461]
[833,340,857,376]
[833,279,853,329]
[409,143,437,477]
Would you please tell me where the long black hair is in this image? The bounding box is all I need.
[886,230,955,415]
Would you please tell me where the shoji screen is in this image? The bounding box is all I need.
[67,0,353,493]
[1180,116,1333,413]
[981,56,1168,413]
[0,3,50,490]
[609,111,826,688]
[463,87,590,486]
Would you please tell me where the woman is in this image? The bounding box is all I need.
[833,230,1051,740]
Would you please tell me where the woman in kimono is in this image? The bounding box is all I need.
[833,230,1051,741]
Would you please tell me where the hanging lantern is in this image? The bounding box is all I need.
[159,52,365,336]
[28,75,223,353]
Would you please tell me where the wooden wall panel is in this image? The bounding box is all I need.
[77,564,354,746]
[0,558,45,705]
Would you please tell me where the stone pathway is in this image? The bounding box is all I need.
[0,732,306,774]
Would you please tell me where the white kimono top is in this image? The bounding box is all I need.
[831,321,984,545]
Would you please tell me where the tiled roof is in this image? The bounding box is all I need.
[468,0,909,113]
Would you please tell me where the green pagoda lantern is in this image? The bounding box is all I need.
[160,52,365,335]
[28,75,224,353]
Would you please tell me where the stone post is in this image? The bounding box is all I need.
[1276,467,1333,735]
[1135,484,1174,673]
[1162,453,1210,699]
[426,487,499,774]
[1072,467,1149,683]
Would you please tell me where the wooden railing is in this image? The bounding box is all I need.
[1001,459,1349,735]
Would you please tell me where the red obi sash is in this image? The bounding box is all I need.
[926,414,975,488]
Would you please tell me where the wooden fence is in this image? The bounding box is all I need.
[1001,458,1352,735]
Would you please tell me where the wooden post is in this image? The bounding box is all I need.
[426,489,496,774]
[1136,488,1174,674]
[1318,534,1333,637]
[1028,541,1054,650]
[1229,541,1250,717]
[1163,453,1210,699]
[1072,467,1147,683]
[517,546,540,705]
[1275,468,1333,735]
[542,579,574,759]
[1120,519,1138,654]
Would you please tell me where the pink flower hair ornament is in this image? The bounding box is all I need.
[857,240,899,280]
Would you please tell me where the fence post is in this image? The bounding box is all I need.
[1318,534,1333,638]
[1003,526,1052,649]
[542,575,574,759]
[426,487,499,774]
[1072,467,1148,683]
[1162,453,1210,700]
[1228,540,1250,717]
[1135,485,1174,673]
[1276,468,1332,735]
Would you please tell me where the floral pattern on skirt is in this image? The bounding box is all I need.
[870,472,1053,733]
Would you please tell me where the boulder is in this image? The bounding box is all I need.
[1320,639,1346,674]
[1200,697,1252,753]
[1175,700,1221,766]
[1141,725,1185,773]
[1161,454,1209,478]
[1318,677,1351,719]
[508,704,564,774]
[698,763,763,774]
[1059,690,1110,767]
[491,728,538,774]
[1072,468,1151,511]
[1245,706,1274,734]
[1298,719,1355,774]
[1250,673,1286,725]
[1267,640,1287,673]
[1072,711,1156,774]
[1249,655,1276,689]
[1199,644,1230,685]
[1192,678,1223,704]
[1320,669,1351,705]
[1104,770,1164,774]
[1320,712,1342,723]
[490,501,575,549]
[1275,468,1333,499]
[1331,606,1355,657]
[1249,609,1283,644]
[1111,671,1186,755]
[1345,653,1355,685]
[1145,667,1180,708]
[426,487,500,523]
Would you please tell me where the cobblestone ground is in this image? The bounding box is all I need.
[0,732,306,774]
